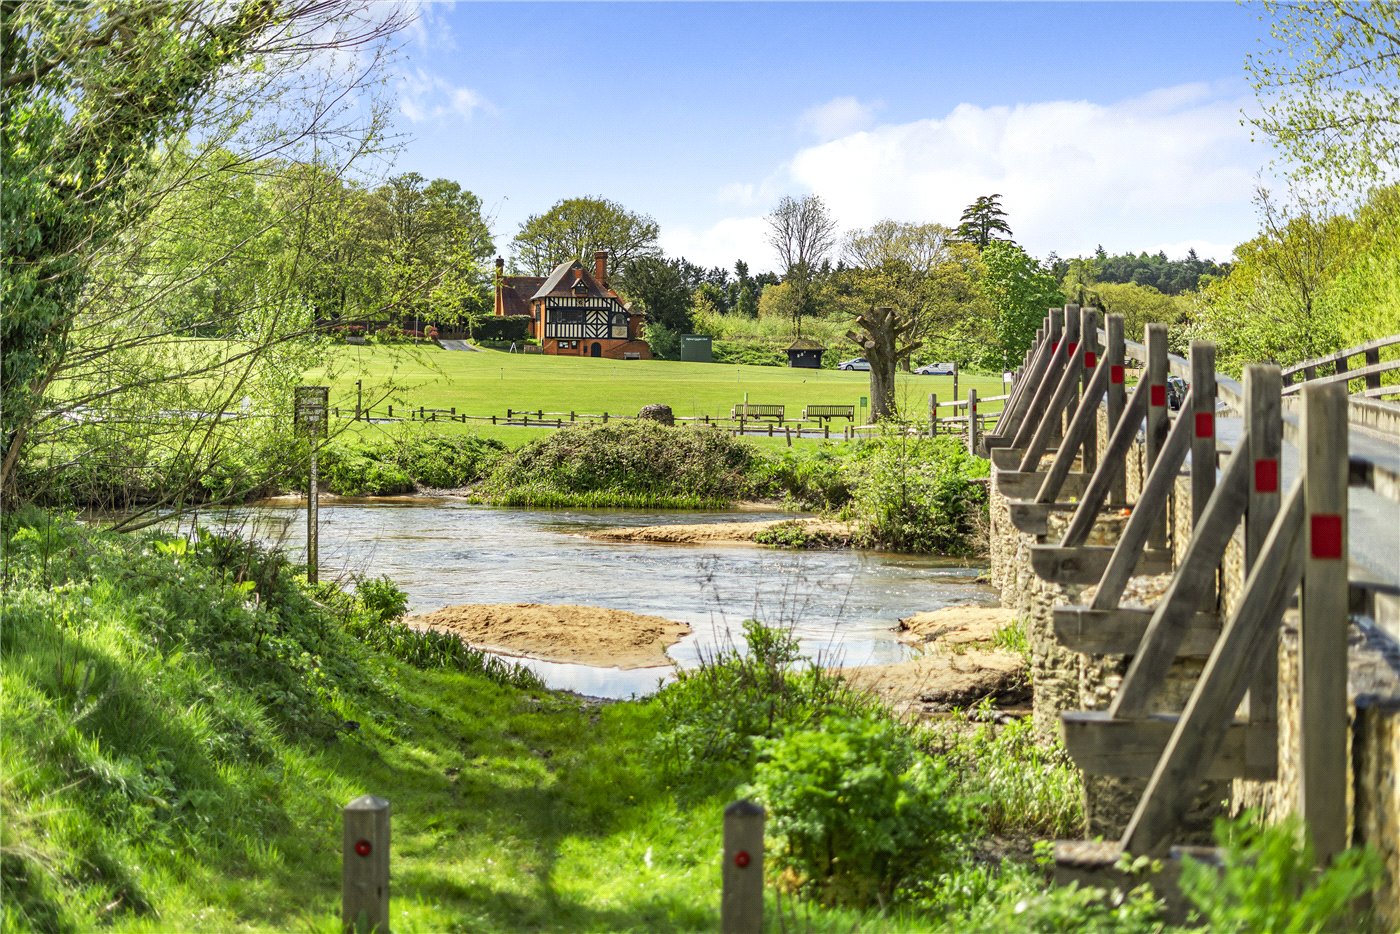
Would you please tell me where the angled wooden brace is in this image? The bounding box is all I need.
[1007,308,1073,452]
[989,310,1062,451]
[1118,480,1305,856]
[1016,310,1084,472]
[1028,387,1193,588]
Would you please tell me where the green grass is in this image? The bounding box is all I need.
[314,344,1007,427]
[0,511,968,931]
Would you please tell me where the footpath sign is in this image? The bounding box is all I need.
[294,386,329,583]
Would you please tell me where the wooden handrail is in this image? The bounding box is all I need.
[1279,333,1400,378]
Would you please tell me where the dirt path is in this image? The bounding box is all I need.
[404,603,691,669]
[588,517,856,546]
[841,605,1028,718]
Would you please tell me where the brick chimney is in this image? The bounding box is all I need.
[594,251,607,284]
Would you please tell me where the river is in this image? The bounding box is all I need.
[203,501,995,698]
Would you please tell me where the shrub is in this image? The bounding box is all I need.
[479,420,758,508]
[849,430,989,555]
[393,435,505,489]
[753,520,811,548]
[651,620,869,780]
[1179,814,1383,932]
[923,703,1083,837]
[322,452,414,496]
[748,711,977,907]
[751,445,854,509]
[473,315,531,342]
[355,575,409,623]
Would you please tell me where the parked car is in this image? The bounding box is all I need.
[1166,375,1189,411]
[839,357,871,371]
[913,362,955,376]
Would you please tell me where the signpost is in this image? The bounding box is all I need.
[295,386,329,584]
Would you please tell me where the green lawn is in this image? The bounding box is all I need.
[315,344,1007,426]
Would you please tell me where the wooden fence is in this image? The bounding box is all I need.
[988,305,1400,898]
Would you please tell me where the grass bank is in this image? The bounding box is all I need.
[2,511,1383,931]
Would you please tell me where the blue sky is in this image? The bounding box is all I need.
[387,2,1275,270]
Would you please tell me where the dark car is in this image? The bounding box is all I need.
[1167,375,1188,411]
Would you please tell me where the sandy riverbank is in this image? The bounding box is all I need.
[841,605,1028,718]
[588,517,856,546]
[405,602,691,669]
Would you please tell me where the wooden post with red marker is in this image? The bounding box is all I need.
[722,799,764,934]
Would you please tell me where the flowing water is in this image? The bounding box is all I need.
[203,500,996,697]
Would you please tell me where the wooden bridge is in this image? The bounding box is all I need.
[979,306,1400,921]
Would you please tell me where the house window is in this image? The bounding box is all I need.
[610,311,628,339]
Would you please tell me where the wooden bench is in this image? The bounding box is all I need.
[802,404,855,422]
[731,404,785,421]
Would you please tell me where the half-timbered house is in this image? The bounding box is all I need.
[493,252,651,359]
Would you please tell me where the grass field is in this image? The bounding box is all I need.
[315,344,1008,427]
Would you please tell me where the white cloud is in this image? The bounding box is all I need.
[785,83,1265,259]
[798,95,883,140]
[659,216,775,273]
[668,83,1269,269]
[397,68,492,123]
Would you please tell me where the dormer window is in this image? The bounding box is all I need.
[572,277,588,295]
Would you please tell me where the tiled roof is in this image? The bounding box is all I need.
[499,276,544,315]
[533,260,613,300]
[787,338,825,351]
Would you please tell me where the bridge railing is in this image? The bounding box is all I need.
[1281,333,1400,398]
[989,305,1400,903]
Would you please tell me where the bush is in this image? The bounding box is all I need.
[752,445,854,509]
[753,520,811,548]
[393,435,505,489]
[748,711,977,907]
[479,420,758,508]
[652,621,869,780]
[322,451,414,496]
[1179,814,1383,932]
[849,431,989,555]
[473,315,531,342]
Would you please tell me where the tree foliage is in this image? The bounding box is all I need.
[1246,0,1400,196]
[956,194,1013,249]
[510,196,660,275]
[615,256,693,358]
[976,242,1064,371]
[1,0,405,508]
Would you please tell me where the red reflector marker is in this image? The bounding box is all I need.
[1066,341,1078,357]
[1194,412,1214,438]
[1150,384,1166,407]
[1254,458,1279,493]
[1084,351,1097,368]
[1310,514,1344,559]
[1110,365,1125,385]
[734,850,751,868]
[355,839,372,857]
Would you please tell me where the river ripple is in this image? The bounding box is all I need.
[202,502,996,697]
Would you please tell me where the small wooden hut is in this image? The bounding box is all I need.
[786,338,825,369]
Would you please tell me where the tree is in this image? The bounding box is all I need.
[977,242,1064,370]
[369,173,494,332]
[1246,0,1400,196]
[841,221,956,369]
[956,194,1013,249]
[766,194,837,336]
[614,257,692,358]
[846,306,922,421]
[1,0,405,509]
[510,196,660,275]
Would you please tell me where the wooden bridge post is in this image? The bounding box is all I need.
[1080,307,1099,474]
[1106,315,1127,506]
[1145,324,1170,550]
[1189,342,1217,533]
[967,388,979,455]
[1299,382,1349,864]
[722,800,764,934]
[1244,363,1283,774]
[1054,305,1081,444]
[1010,309,1066,450]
